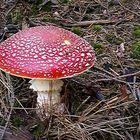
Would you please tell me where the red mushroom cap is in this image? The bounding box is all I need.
[0,26,95,79]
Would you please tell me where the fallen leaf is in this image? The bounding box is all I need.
[119,84,129,102]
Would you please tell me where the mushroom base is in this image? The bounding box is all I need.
[29,79,64,120]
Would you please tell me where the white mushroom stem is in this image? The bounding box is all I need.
[29,79,64,118]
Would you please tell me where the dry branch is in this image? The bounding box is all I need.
[63,19,130,27]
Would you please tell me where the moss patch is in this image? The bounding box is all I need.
[9,8,23,24]
[91,42,102,49]
[71,27,82,36]
[132,25,140,38]
[60,0,69,3]
[105,34,123,44]
[11,116,23,127]
[93,25,103,32]
[131,41,140,59]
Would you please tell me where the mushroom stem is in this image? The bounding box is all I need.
[29,79,64,119]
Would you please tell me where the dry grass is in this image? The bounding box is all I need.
[0,73,139,139]
[48,101,139,140]
[0,71,15,139]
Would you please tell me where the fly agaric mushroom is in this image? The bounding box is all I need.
[0,26,96,118]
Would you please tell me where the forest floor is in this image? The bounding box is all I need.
[0,0,140,140]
